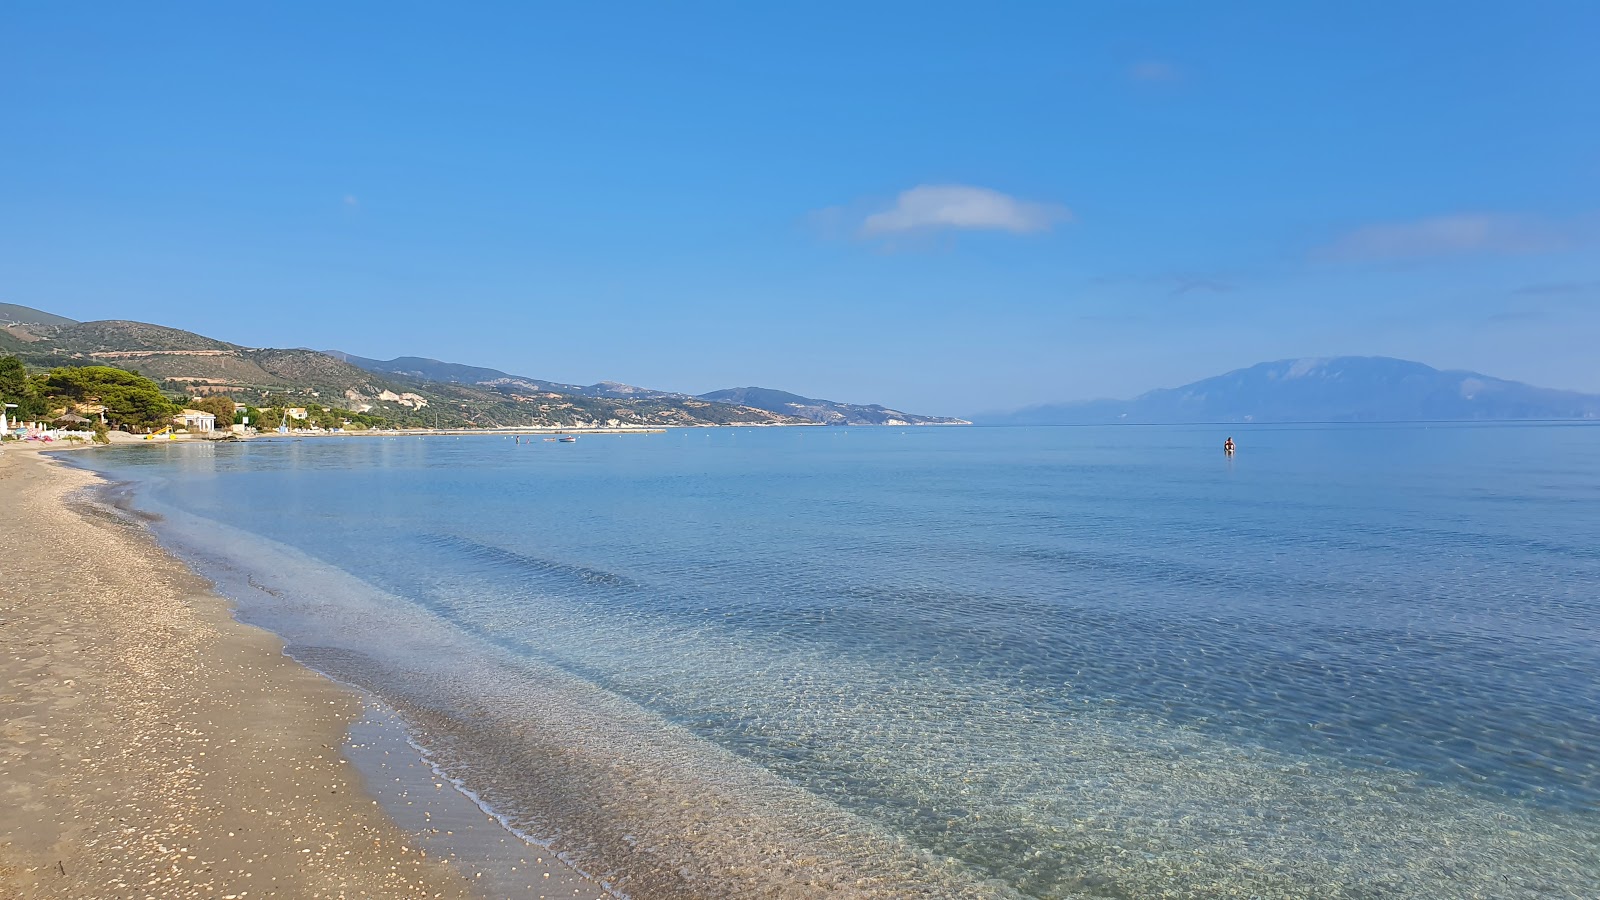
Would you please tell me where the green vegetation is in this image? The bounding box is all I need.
[3,355,182,432]
[258,402,390,431]
[42,365,176,431]
[6,306,816,428]
[188,394,239,426]
[0,355,49,419]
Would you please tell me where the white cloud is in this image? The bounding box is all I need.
[857,184,1068,237]
[1316,213,1570,261]
[343,194,360,208]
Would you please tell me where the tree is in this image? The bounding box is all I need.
[0,355,48,420]
[0,356,26,400]
[190,395,238,426]
[43,366,177,432]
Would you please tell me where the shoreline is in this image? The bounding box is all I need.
[54,442,1011,898]
[344,697,616,899]
[0,447,603,898]
[95,426,675,445]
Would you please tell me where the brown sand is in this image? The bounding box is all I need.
[0,448,477,898]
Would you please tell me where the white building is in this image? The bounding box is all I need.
[175,409,217,433]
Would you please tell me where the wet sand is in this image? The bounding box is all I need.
[0,447,489,898]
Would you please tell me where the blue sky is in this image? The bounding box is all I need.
[3,2,1597,415]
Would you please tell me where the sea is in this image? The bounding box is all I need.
[72,424,1600,898]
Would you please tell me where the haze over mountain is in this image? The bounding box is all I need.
[982,357,1600,425]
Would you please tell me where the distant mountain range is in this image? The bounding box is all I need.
[324,352,676,400]
[982,357,1600,424]
[0,306,803,427]
[15,302,1587,427]
[0,303,964,427]
[700,387,968,426]
[328,352,970,426]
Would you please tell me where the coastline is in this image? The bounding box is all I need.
[11,430,1593,897]
[53,440,1013,898]
[0,447,592,898]
[94,426,675,445]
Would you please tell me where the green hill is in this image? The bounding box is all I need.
[2,308,808,428]
[53,319,238,352]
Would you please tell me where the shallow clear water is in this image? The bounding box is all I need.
[78,424,1600,897]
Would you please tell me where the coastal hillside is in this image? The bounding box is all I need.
[326,352,588,395]
[984,357,1600,424]
[330,352,965,423]
[327,353,711,402]
[327,353,707,401]
[0,302,78,328]
[699,387,971,426]
[3,307,808,428]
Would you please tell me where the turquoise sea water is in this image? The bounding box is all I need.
[76,425,1600,898]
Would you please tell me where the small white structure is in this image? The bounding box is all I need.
[175,409,217,433]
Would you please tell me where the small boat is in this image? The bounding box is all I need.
[558,436,578,443]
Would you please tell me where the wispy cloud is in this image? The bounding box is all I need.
[1315,213,1573,262]
[1485,280,1598,325]
[1087,272,1237,297]
[1074,313,1146,326]
[1487,309,1547,323]
[343,194,360,208]
[850,184,1069,238]
[1513,280,1597,296]
[1170,276,1234,296]
[1128,60,1181,83]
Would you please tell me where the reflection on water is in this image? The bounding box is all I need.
[78,424,1600,897]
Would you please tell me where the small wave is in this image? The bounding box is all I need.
[418,533,644,590]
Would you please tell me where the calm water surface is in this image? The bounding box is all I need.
[78,425,1600,898]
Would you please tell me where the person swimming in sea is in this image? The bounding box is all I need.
[1224,436,1235,456]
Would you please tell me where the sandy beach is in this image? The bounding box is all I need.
[0,446,478,898]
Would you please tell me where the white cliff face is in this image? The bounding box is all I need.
[375,389,429,409]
